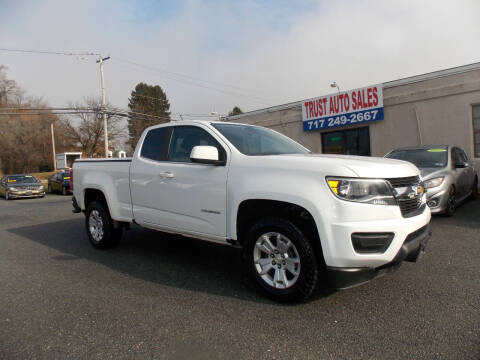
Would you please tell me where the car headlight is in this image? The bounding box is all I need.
[9,187,19,192]
[424,176,444,189]
[326,177,397,205]
[37,185,44,190]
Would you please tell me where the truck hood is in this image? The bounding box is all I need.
[255,153,420,178]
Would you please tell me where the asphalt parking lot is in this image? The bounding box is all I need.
[0,195,478,359]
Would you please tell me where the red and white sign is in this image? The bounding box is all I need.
[302,84,384,131]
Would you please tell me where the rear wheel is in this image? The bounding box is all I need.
[244,217,319,303]
[85,201,122,249]
[445,186,456,216]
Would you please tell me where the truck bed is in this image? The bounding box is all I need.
[73,158,133,222]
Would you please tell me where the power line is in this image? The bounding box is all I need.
[0,48,100,56]
[113,58,273,105]
[115,57,254,93]
[130,93,170,103]
[1,47,273,106]
[0,106,173,122]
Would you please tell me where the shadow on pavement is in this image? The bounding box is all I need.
[432,198,480,229]
[7,218,334,304]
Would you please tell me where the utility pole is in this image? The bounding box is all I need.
[97,56,110,157]
[51,122,57,171]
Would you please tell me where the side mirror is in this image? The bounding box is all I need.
[190,146,225,166]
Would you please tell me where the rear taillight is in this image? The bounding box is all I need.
[70,168,73,191]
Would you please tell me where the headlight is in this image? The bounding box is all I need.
[37,185,44,190]
[326,177,396,205]
[9,187,19,192]
[424,176,444,189]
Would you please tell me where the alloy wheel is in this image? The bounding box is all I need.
[253,232,301,289]
[89,210,104,242]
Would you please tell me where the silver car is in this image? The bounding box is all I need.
[0,174,46,200]
[385,145,478,216]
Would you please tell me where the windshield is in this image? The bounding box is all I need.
[212,123,310,156]
[7,175,39,184]
[386,148,448,168]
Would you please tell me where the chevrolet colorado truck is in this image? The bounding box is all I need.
[71,121,432,302]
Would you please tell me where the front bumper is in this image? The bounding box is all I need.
[425,188,449,214]
[8,191,45,198]
[327,222,432,289]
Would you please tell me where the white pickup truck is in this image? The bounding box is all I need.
[72,121,431,302]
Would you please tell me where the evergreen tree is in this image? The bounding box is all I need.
[127,83,170,149]
[228,106,243,116]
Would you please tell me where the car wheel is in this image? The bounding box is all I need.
[243,217,319,303]
[62,186,67,196]
[471,177,478,200]
[48,184,52,193]
[445,186,456,217]
[85,201,122,249]
[5,191,9,200]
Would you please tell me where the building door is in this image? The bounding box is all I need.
[322,126,371,156]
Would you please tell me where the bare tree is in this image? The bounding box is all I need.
[0,66,62,174]
[61,97,125,158]
[0,65,22,106]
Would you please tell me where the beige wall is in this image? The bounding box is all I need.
[231,68,480,175]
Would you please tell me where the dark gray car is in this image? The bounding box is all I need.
[385,145,478,216]
[0,174,45,200]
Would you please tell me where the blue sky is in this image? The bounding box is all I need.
[0,0,479,116]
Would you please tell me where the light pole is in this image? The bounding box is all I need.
[51,122,56,171]
[96,56,110,158]
[330,81,341,93]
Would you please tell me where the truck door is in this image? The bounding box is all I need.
[130,125,229,239]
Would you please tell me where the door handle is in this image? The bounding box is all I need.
[158,171,175,178]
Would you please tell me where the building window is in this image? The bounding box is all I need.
[473,105,480,158]
[322,126,370,156]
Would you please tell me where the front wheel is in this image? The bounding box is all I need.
[244,217,319,303]
[471,177,478,200]
[445,186,456,217]
[85,201,122,249]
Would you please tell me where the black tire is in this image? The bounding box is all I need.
[85,201,122,249]
[62,186,67,196]
[47,184,52,193]
[243,217,319,303]
[471,177,478,200]
[445,186,456,217]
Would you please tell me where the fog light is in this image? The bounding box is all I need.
[351,233,394,253]
[427,199,438,208]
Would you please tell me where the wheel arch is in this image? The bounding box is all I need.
[235,199,325,265]
[84,188,111,216]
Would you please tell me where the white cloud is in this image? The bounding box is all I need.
[0,0,479,116]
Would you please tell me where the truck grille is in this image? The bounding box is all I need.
[385,176,424,217]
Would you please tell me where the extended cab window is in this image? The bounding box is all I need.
[168,126,226,163]
[141,127,172,161]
